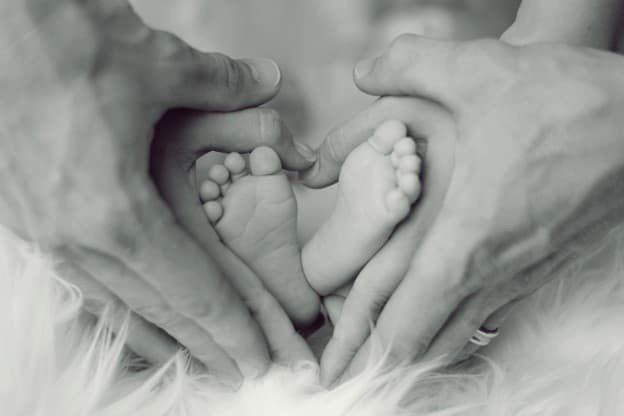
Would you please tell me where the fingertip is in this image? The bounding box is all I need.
[242,57,282,89]
[319,338,343,387]
[354,57,377,81]
[238,356,270,380]
[323,295,345,326]
[298,159,336,188]
[294,142,318,164]
[279,141,317,171]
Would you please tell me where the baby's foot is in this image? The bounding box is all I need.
[200,147,320,328]
[302,120,422,295]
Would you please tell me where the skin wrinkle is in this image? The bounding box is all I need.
[2,0,332,378]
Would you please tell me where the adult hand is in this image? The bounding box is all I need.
[0,0,314,386]
[305,36,624,385]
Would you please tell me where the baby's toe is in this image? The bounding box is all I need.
[199,180,221,203]
[224,152,247,181]
[203,201,224,223]
[369,120,407,154]
[209,164,231,192]
[398,173,421,203]
[394,137,417,157]
[250,146,282,176]
[385,188,411,218]
[399,154,422,174]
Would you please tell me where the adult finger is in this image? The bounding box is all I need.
[454,301,518,362]
[215,245,316,366]
[65,246,245,385]
[425,248,573,364]
[301,96,448,188]
[323,284,352,325]
[151,146,315,366]
[354,35,512,113]
[56,260,180,365]
[78,179,271,383]
[339,204,483,381]
[320,101,455,386]
[353,34,465,108]
[157,108,317,171]
[90,2,280,111]
[148,30,281,112]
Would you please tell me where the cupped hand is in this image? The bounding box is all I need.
[305,35,624,385]
[0,0,314,386]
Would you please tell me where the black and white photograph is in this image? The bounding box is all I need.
[3,0,624,414]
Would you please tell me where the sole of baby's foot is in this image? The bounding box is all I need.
[302,120,422,295]
[200,147,320,328]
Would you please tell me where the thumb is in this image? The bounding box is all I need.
[353,34,463,109]
[156,108,317,171]
[150,31,282,111]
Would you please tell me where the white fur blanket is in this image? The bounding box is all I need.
[2,226,624,416]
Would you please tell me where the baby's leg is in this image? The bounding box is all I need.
[503,0,622,49]
[302,121,421,295]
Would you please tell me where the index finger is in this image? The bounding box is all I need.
[301,96,447,188]
[157,108,316,171]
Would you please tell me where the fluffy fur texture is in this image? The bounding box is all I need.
[3,225,624,416]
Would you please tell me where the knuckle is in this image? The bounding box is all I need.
[208,53,244,92]
[456,39,500,66]
[385,34,418,70]
[349,282,388,316]
[386,336,425,365]
[133,303,176,327]
[257,108,282,144]
[151,30,191,63]
[323,128,350,166]
[185,296,221,324]
[454,39,515,93]
[455,240,499,295]
[388,34,418,57]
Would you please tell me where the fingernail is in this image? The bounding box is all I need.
[246,58,281,88]
[297,160,320,183]
[354,57,376,79]
[295,142,318,163]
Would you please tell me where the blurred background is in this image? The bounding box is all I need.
[131,0,521,240]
